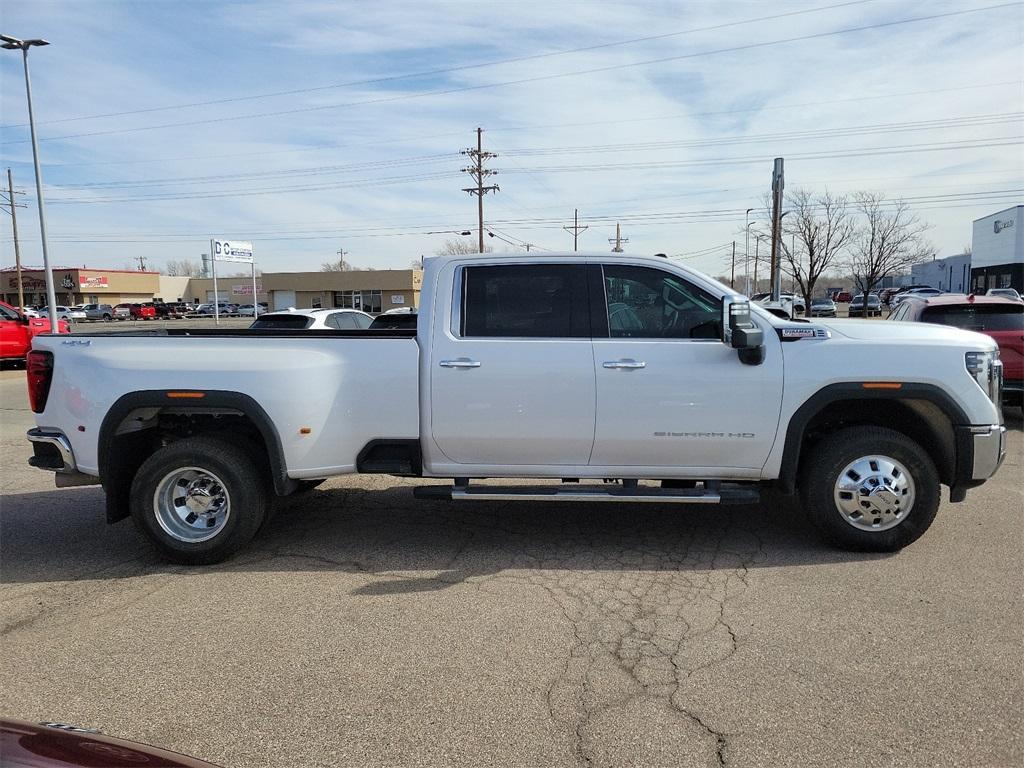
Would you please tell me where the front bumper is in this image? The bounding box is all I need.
[969,424,1007,480]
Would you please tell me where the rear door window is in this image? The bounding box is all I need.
[921,304,1023,331]
[461,264,589,338]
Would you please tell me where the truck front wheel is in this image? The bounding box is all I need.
[800,426,939,552]
[129,436,268,564]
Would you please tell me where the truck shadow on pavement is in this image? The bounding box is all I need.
[1,483,897,588]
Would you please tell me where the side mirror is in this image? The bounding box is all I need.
[722,298,765,366]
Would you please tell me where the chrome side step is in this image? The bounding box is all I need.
[413,483,759,505]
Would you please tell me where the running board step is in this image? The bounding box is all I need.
[413,484,759,505]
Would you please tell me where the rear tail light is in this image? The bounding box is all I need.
[27,350,54,414]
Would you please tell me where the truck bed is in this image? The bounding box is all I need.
[31,330,421,478]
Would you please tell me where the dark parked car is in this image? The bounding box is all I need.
[891,294,1023,405]
[848,294,882,317]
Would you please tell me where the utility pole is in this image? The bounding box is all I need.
[3,168,26,308]
[744,208,753,296]
[730,241,736,289]
[563,208,588,252]
[461,127,499,254]
[753,237,761,291]
[134,255,147,271]
[769,157,784,302]
[336,247,348,270]
[608,222,628,253]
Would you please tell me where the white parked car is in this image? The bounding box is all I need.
[20,306,41,318]
[41,305,86,321]
[26,253,1006,564]
[249,308,373,330]
[985,288,1022,302]
[892,287,943,307]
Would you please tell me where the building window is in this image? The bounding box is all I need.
[1000,273,1012,288]
[333,290,382,313]
[311,294,322,309]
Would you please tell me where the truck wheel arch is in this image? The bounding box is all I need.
[98,390,290,523]
[777,382,968,495]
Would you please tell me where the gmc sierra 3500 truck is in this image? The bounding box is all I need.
[26,254,1006,564]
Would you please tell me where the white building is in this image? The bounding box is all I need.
[911,253,971,293]
[971,205,1023,292]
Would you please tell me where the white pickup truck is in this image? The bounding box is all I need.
[26,254,1006,564]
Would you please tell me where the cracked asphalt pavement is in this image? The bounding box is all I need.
[1,369,1021,767]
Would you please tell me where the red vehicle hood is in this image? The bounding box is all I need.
[987,329,1024,380]
[0,719,221,767]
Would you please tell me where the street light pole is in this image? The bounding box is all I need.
[744,207,753,296]
[2,35,60,331]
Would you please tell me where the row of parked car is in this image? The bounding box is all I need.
[20,301,271,321]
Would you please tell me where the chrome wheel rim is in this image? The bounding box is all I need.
[834,454,915,532]
[153,467,231,543]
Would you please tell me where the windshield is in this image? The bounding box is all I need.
[922,304,1024,332]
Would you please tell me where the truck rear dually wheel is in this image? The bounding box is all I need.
[130,436,268,564]
[800,426,939,552]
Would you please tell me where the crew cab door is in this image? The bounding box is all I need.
[428,262,596,466]
[589,264,782,471]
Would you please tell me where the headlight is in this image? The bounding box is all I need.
[965,350,1003,404]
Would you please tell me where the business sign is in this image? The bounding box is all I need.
[211,239,254,263]
[79,275,109,288]
[232,283,263,295]
[7,276,46,290]
[390,294,405,305]
[993,219,1015,234]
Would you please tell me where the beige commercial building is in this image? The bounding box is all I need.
[260,270,422,312]
[2,267,161,307]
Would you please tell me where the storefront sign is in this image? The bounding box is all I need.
[79,275,109,288]
[6,276,46,290]
[390,294,405,305]
[232,283,263,295]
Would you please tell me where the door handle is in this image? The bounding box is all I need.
[602,360,646,369]
[439,359,482,368]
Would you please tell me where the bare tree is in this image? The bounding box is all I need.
[410,256,424,269]
[435,238,492,256]
[321,256,358,271]
[779,189,855,317]
[164,258,204,277]
[847,192,932,315]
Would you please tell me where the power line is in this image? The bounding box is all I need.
[42,111,1017,194]
[0,0,877,131]
[9,80,1013,170]
[5,3,1012,145]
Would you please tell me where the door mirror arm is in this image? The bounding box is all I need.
[722,298,765,366]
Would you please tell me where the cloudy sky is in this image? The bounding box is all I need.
[1,0,1021,278]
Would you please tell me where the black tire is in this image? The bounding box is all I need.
[799,426,940,552]
[129,436,268,564]
[102,313,111,321]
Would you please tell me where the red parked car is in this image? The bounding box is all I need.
[113,302,157,320]
[891,294,1024,406]
[0,300,70,361]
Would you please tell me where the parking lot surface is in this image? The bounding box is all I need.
[1,370,1020,767]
